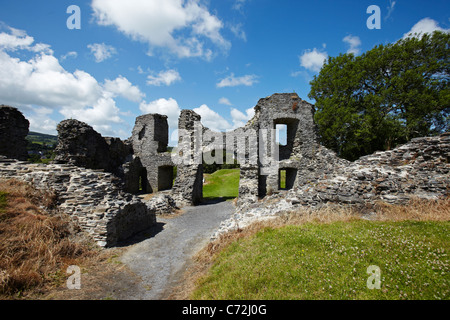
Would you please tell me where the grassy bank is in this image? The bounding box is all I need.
[0,179,99,299]
[188,200,450,300]
[203,169,240,201]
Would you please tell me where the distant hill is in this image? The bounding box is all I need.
[26,131,58,146]
[26,132,57,163]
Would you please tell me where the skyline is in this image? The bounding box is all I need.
[0,0,449,144]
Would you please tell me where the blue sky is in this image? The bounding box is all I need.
[0,0,449,144]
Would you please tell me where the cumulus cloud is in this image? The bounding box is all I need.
[146,69,182,86]
[0,50,102,109]
[87,43,117,62]
[25,107,59,135]
[299,48,328,72]
[60,95,124,135]
[0,26,143,137]
[216,73,258,88]
[139,98,181,128]
[403,18,450,39]
[230,107,254,128]
[103,76,145,102]
[91,0,230,59]
[343,35,362,55]
[193,104,232,132]
[0,26,50,53]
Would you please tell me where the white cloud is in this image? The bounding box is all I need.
[232,0,247,12]
[299,48,328,72]
[103,76,145,102]
[343,35,361,55]
[60,51,78,61]
[26,107,59,135]
[139,98,181,128]
[0,50,102,109]
[91,0,230,59]
[0,26,34,51]
[87,43,117,62]
[219,97,232,106]
[216,73,258,88]
[403,18,450,39]
[0,26,53,55]
[229,23,247,42]
[60,95,124,135]
[193,104,232,131]
[146,69,182,86]
[0,26,144,138]
[385,0,396,20]
[230,107,254,128]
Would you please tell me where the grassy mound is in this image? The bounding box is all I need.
[188,199,450,300]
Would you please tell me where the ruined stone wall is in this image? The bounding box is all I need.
[212,133,449,238]
[171,110,204,206]
[170,93,327,206]
[130,114,174,194]
[54,119,132,175]
[0,156,156,247]
[0,105,29,161]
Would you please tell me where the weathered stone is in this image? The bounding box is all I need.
[0,105,29,161]
[0,156,157,247]
[130,114,175,194]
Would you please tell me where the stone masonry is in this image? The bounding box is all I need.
[0,105,29,161]
[0,156,156,247]
[1,93,448,246]
[213,133,449,238]
[130,114,174,194]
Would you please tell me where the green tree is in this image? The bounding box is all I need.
[309,31,449,161]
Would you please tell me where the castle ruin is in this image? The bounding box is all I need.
[0,93,448,247]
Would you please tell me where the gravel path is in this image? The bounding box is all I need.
[119,200,235,300]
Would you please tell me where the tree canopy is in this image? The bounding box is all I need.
[309,31,449,161]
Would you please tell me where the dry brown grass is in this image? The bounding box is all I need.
[169,197,450,299]
[373,197,450,222]
[0,179,100,299]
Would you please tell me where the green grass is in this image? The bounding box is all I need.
[192,220,449,300]
[203,169,240,200]
[279,170,286,189]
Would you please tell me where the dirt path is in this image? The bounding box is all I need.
[118,200,235,300]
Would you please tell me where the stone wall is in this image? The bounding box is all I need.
[54,119,131,175]
[212,133,449,239]
[0,105,29,161]
[170,93,326,206]
[130,114,174,194]
[0,156,156,247]
[2,94,448,245]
